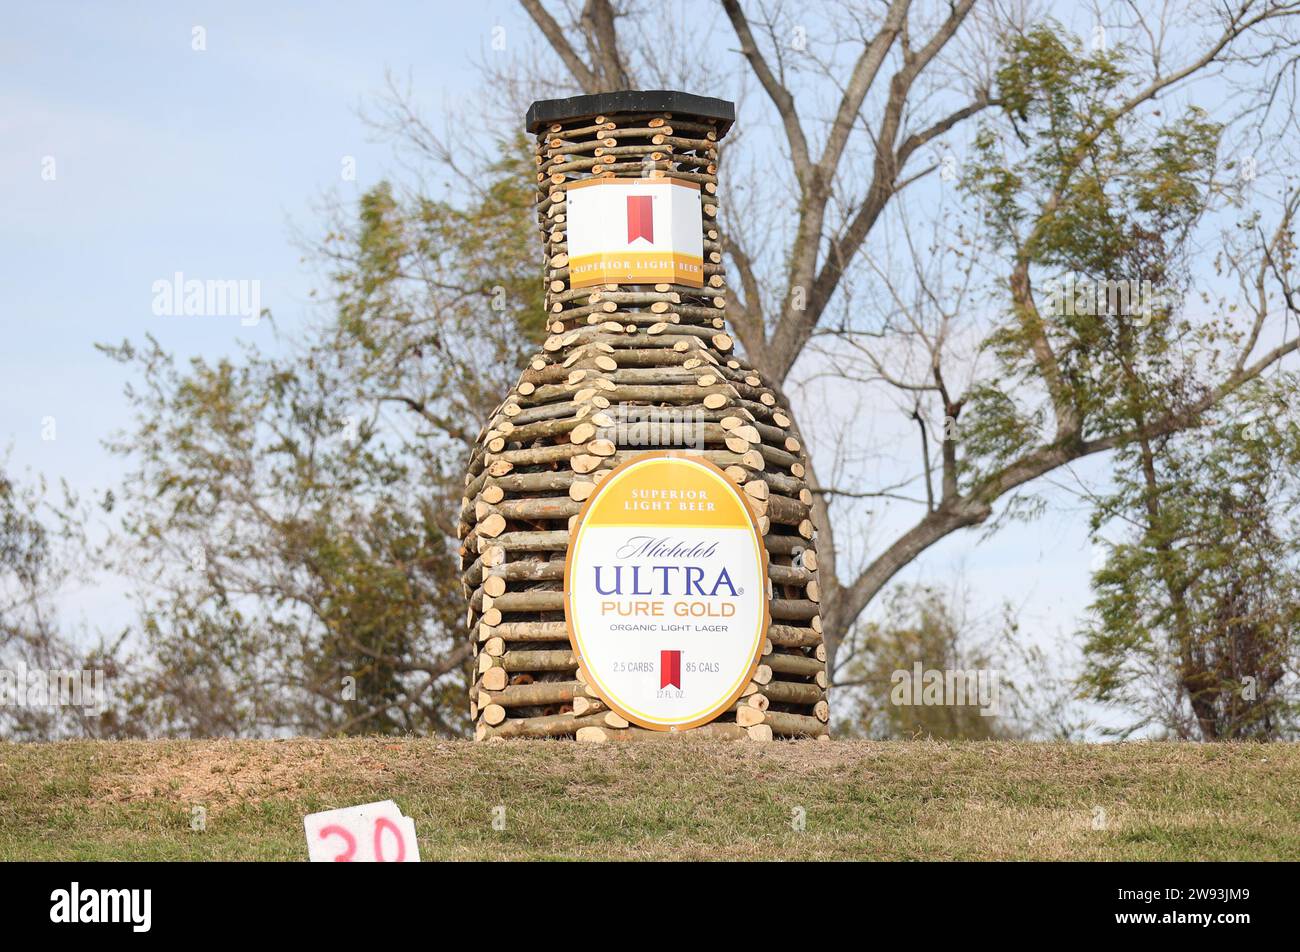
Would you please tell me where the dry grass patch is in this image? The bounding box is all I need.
[0,738,1295,860]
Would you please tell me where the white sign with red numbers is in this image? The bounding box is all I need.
[304,799,420,862]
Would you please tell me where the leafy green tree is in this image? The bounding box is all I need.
[834,586,1009,739]
[0,465,138,740]
[959,23,1228,504]
[100,137,543,737]
[1082,382,1300,739]
[834,585,1086,740]
[949,24,1300,740]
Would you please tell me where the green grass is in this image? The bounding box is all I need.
[0,738,1296,860]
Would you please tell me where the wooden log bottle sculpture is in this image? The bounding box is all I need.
[461,91,829,742]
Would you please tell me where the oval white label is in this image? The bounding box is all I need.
[565,452,769,730]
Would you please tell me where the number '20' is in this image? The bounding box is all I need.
[316,817,407,862]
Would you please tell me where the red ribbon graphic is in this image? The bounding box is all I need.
[626,194,654,244]
[660,650,681,689]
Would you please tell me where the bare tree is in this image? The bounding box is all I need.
[514,0,1300,683]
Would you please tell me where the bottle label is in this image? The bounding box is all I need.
[565,452,769,730]
[564,178,704,288]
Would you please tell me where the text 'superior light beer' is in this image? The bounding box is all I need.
[459,91,829,742]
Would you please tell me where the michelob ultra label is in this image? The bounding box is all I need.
[565,452,769,730]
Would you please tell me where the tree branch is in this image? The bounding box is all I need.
[720,0,814,182]
[519,0,601,92]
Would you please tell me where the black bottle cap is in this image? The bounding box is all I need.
[526,89,735,136]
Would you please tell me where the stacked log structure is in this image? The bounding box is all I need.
[460,91,829,742]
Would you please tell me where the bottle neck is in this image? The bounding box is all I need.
[534,110,725,311]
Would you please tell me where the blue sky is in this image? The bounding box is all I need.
[2,2,514,479]
[1,1,523,617]
[3,2,1113,731]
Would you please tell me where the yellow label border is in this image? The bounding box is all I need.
[563,451,771,732]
